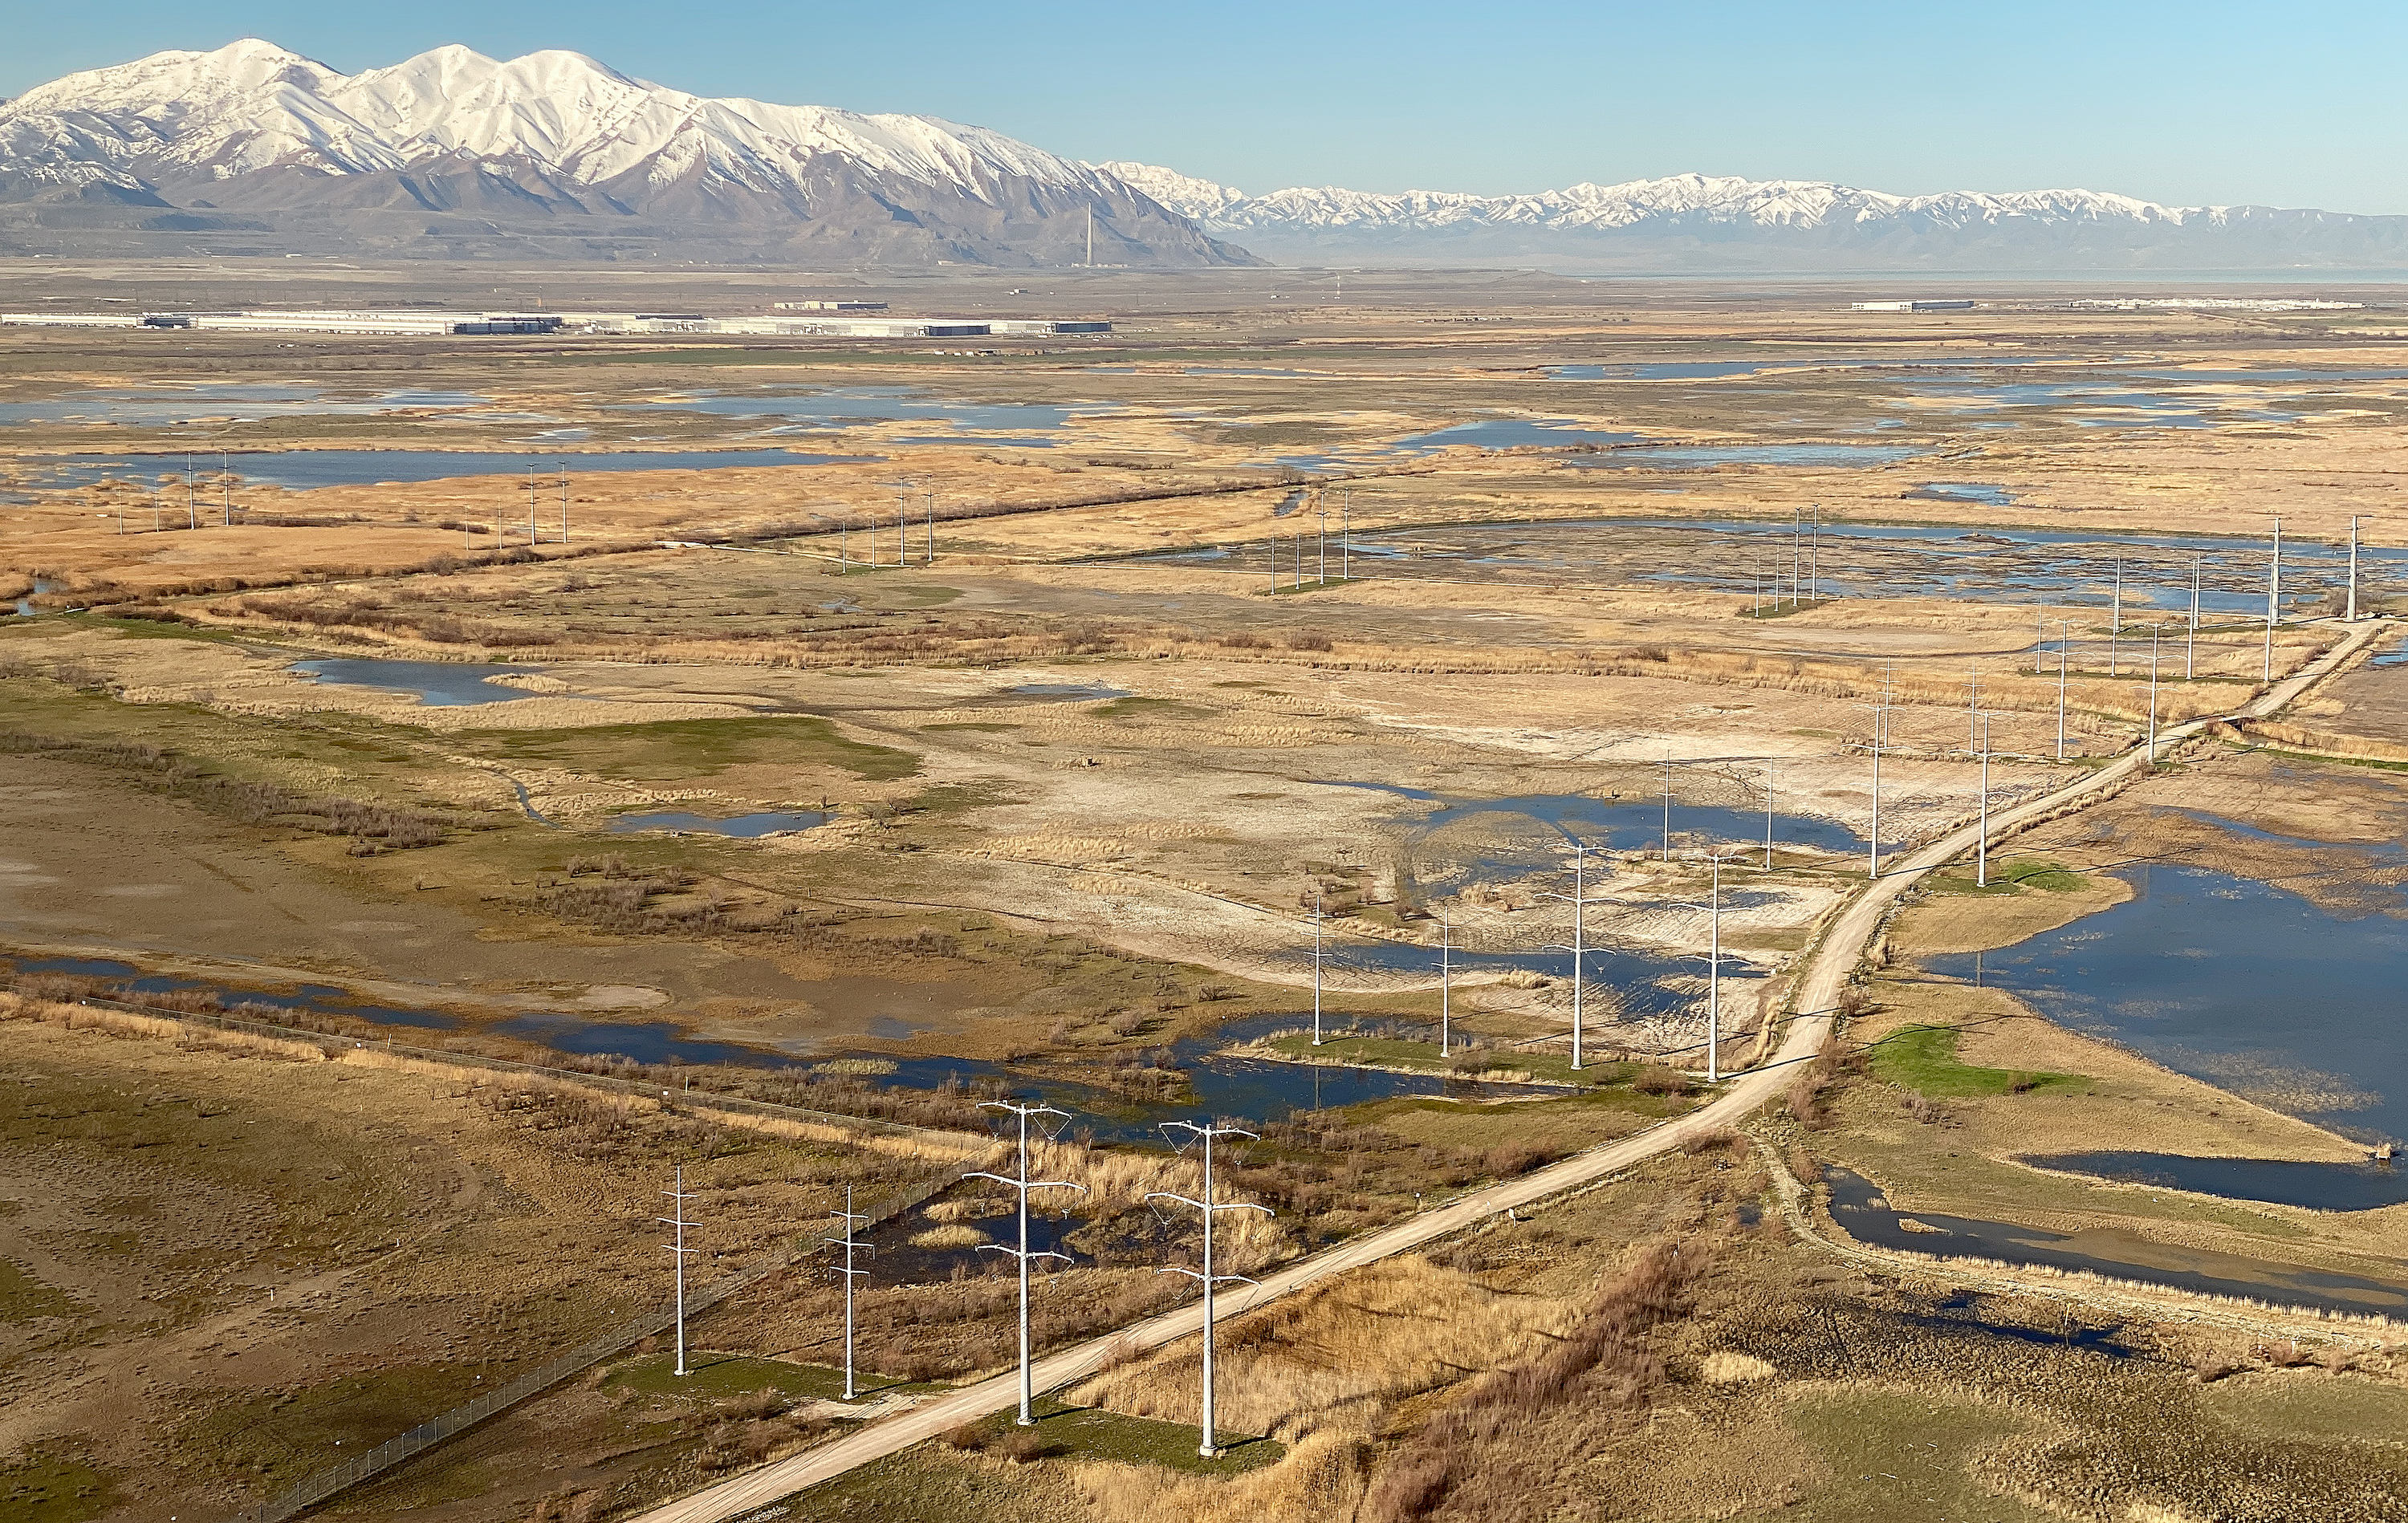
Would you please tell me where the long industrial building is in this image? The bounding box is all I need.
[1,308,1110,338]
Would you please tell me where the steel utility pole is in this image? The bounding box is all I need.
[1975,713,1993,887]
[1340,488,1351,581]
[1311,890,1326,1046]
[1316,489,1328,586]
[1661,753,1674,862]
[1809,506,1820,599]
[1867,696,1887,879]
[825,1187,872,1401]
[661,1168,699,1377]
[185,454,196,529]
[2147,624,2162,762]
[2056,620,2069,762]
[1146,1123,1273,1460]
[1791,507,1801,607]
[1764,766,1775,871]
[2264,516,2282,683]
[2188,555,2201,680]
[2110,557,2122,676]
[2349,515,2361,622]
[1437,918,1453,1057]
[1670,854,1727,1082]
[1542,840,1603,1070]
[967,1103,1087,1427]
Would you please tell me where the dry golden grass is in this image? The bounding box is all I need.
[0,989,327,1061]
[1074,1431,1373,1523]
[1068,1255,1569,1442]
[910,1224,990,1250]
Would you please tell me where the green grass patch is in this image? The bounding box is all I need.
[81,614,259,644]
[0,1448,121,1523]
[955,1397,1283,1475]
[607,1350,913,1403]
[2201,1371,2408,1442]
[1732,1387,2055,1522]
[1261,577,1355,595]
[0,1260,76,1322]
[458,713,918,782]
[1739,597,1835,619]
[1928,856,2085,896]
[179,1364,479,1489]
[1260,1031,1630,1090]
[1865,1024,2077,1099]
[1091,696,1207,720]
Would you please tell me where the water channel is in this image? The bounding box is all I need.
[7,448,881,493]
[1826,1166,2408,1318]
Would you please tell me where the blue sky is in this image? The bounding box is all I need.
[10,1,2406,212]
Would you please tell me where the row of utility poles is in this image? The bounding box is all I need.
[1302,772,1765,1082]
[1267,485,1352,592]
[638,515,2386,1460]
[835,484,938,570]
[661,1099,1272,1461]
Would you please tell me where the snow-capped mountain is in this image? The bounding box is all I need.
[0,42,1259,265]
[1097,163,2408,272]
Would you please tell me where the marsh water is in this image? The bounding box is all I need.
[4,954,1556,1143]
[1142,514,2383,614]
[0,384,489,426]
[617,388,1088,435]
[9,447,880,492]
[607,810,828,838]
[1927,860,2408,1147]
[8,954,460,1030]
[1826,1166,2408,1318]
[290,658,543,706]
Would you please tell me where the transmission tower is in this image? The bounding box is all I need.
[1146,1122,1273,1460]
[824,1185,872,1401]
[660,1167,699,1377]
[966,1102,1087,1426]
[1542,839,1610,1070]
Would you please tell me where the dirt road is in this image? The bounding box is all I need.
[622,618,2390,1523]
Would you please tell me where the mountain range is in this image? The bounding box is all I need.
[5,42,2406,272]
[1098,162,2408,273]
[0,40,1255,265]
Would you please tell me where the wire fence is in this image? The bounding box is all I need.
[226,1171,948,1523]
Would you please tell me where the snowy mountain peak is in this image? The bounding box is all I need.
[0,43,1256,266]
[0,42,1144,197]
[1094,161,2227,236]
